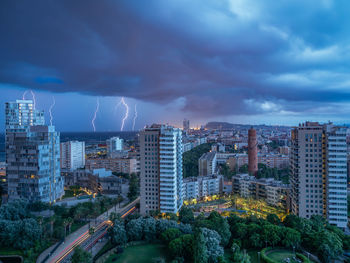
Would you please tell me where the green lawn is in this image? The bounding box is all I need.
[268,249,304,263]
[0,248,23,256]
[105,243,168,263]
[224,248,260,263]
[247,249,260,263]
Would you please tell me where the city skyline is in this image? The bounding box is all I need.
[1,1,350,131]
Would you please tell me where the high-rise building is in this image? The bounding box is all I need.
[5,100,64,203]
[107,137,124,155]
[183,119,190,131]
[140,124,183,215]
[290,122,347,228]
[248,127,258,175]
[60,141,85,170]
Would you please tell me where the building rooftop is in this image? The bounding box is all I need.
[199,151,216,161]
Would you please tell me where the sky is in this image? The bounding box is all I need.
[1,0,350,131]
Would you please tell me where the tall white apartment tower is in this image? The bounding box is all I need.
[5,99,64,203]
[60,141,85,170]
[140,124,183,215]
[290,122,347,228]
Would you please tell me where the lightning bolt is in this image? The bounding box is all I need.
[49,96,56,126]
[132,104,138,131]
[120,97,129,131]
[114,99,122,112]
[30,90,36,109]
[92,98,100,132]
[22,90,28,100]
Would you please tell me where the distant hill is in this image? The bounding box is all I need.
[205,121,290,130]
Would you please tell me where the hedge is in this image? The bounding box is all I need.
[261,247,312,263]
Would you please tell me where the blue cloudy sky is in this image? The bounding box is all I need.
[1,0,350,131]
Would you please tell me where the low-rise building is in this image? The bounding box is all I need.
[183,174,223,200]
[232,174,290,209]
[85,157,138,174]
[226,153,289,170]
[62,168,122,195]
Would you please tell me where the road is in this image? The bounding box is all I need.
[38,198,139,263]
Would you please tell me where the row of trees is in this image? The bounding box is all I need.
[0,200,42,250]
[229,213,350,263]
[0,195,123,262]
[109,206,350,263]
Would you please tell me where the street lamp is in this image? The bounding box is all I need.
[258,252,260,263]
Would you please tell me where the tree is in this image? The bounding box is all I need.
[169,237,184,258]
[193,229,208,263]
[110,221,127,246]
[67,217,73,234]
[116,195,124,208]
[143,217,157,241]
[230,243,250,263]
[266,214,280,225]
[207,211,231,247]
[261,224,280,247]
[169,234,194,261]
[249,233,262,248]
[161,228,182,244]
[63,218,69,238]
[179,207,194,225]
[49,215,56,237]
[126,218,143,241]
[127,173,139,201]
[282,228,301,248]
[15,218,42,250]
[71,246,92,263]
[239,164,248,173]
[183,143,212,177]
[201,228,224,263]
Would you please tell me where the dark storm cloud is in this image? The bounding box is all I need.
[1,0,350,117]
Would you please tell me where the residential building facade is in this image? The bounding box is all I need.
[140,124,183,214]
[85,157,137,174]
[5,100,64,203]
[199,152,217,176]
[60,141,85,170]
[183,175,223,200]
[290,122,347,228]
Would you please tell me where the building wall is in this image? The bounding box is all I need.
[199,152,217,176]
[85,157,137,174]
[140,125,183,215]
[5,100,64,203]
[290,122,348,228]
[232,174,290,208]
[60,141,85,170]
[183,175,223,200]
[326,128,347,228]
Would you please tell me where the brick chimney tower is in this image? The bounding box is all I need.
[248,127,258,176]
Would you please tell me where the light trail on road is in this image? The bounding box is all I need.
[50,203,137,263]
